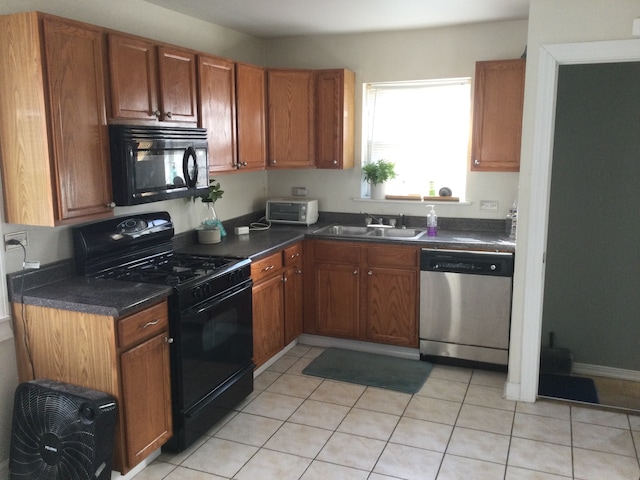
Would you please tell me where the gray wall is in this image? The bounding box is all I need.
[542,62,640,370]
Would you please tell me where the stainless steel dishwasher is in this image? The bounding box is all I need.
[419,249,514,366]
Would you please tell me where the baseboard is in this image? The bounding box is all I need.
[111,449,160,480]
[253,338,299,377]
[298,334,420,360]
[504,381,525,402]
[572,362,640,382]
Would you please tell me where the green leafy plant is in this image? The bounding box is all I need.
[362,159,397,186]
[199,179,224,203]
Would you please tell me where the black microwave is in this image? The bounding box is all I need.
[109,125,209,206]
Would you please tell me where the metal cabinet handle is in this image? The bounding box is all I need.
[289,253,300,259]
[271,159,277,165]
[282,276,287,283]
[165,337,174,344]
[166,111,173,119]
[295,269,302,275]
[368,270,373,275]
[106,202,116,208]
[333,159,338,165]
[152,110,161,118]
[473,159,480,166]
[262,265,274,272]
[142,319,160,329]
[353,270,358,275]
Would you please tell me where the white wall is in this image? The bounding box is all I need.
[263,20,527,220]
[0,0,269,468]
[508,0,640,399]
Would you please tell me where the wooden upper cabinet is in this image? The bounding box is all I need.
[108,34,158,120]
[471,58,525,172]
[198,54,237,171]
[315,69,355,170]
[0,12,113,226]
[267,69,315,169]
[236,63,267,171]
[108,33,197,123]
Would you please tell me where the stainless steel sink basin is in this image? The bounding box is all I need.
[312,224,427,240]
[314,225,371,236]
[369,228,427,239]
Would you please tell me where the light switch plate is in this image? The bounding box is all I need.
[480,200,498,211]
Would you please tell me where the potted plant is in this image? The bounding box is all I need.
[362,159,397,199]
[197,179,226,243]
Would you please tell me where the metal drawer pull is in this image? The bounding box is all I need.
[289,253,300,259]
[142,319,160,329]
[262,265,274,272]
[165,337,174,344]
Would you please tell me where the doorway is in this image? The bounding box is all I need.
[540,61,640,411]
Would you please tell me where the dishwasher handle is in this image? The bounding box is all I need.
[420,248,514,277]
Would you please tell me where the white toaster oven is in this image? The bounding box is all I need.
[266,198,319,225]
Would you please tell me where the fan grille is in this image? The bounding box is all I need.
[11,383,99,479]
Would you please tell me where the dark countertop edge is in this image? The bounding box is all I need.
[19,288,172,318]
[6,216,513,317]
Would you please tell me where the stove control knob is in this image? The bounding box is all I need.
[193,286,203,300]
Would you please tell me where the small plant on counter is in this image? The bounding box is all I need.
[197,179,227,238]
[362,159,397,186]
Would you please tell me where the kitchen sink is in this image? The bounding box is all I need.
[369,228,426,239]
[312,224,427,240]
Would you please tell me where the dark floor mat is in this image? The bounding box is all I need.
[303,347,432,394]
[538,373,599,404]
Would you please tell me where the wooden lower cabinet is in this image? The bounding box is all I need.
[11,300,172,474]
[252,242,304,367]
[304,239,419,348]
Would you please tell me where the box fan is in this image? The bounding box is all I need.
[9,379,117,480]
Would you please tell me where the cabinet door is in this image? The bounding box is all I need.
[471,59,525,172]
[267,69,315,168]
[252,274,285,367]
[236,63,267,171]
[43,18,113,223]
[198,54,237,172]
[283,264,304,345]
[120,332,172,467]
[108,33,159,120]
[364,266,418,347]
[157,45,198,123]
[312,262,360,339]
[315,69,355,169]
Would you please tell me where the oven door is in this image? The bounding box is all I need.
[176,280,253,412]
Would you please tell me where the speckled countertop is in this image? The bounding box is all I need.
[7,212,514,317]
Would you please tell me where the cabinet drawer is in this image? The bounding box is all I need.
[283,242,302,267]
[366,244,419,269]
[312,240,360,263]
[118,301,168,349]
[251,251,283,283]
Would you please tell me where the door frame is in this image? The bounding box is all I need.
[515,38,640,402]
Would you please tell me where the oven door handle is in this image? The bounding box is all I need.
[185,280,253,316]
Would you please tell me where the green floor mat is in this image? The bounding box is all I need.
[303,347,432,394]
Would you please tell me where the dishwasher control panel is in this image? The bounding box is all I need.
[420,249,513,277]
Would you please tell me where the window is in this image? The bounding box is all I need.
[364,78,471,199]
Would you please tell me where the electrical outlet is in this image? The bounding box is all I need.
[4,231,28,251]
[291,186,308,197]
[480,200,498,211]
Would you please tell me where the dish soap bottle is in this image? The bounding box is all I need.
[426,204,437,236]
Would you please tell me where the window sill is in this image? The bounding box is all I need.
[354,197,471,206]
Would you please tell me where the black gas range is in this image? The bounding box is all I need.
[73,211,254,452]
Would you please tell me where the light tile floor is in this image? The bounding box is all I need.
[134,345,640,480]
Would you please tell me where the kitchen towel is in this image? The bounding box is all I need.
[303,347,432,394]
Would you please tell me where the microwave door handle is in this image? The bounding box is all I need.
[182,146,198,189]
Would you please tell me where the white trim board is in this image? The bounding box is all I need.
[572,363,640,383]
[513,38,640,402]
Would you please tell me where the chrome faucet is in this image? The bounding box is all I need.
[360,211,392,228]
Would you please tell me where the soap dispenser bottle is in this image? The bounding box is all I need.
[426,204,437,236]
